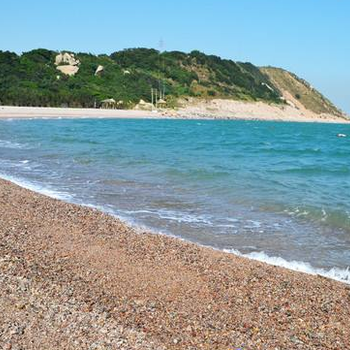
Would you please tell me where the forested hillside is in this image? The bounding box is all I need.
[0,48,343,118]
[0,48,281,108]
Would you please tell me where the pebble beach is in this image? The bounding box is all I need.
[1,178,350,350]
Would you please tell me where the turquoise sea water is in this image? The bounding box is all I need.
[0,118,349,282]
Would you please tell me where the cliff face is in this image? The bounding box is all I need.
[260,67,344,118]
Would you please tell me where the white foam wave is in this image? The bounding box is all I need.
[120,208,213,225]
[0,140,26,149]
[157,209,213,224]
[0,173,73,201]
[1,173,349,285]
[224,249,350,284]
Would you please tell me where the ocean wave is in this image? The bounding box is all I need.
[165,168,230,181]
[261,147,323,155]
[0,173,73,201]
[224,249,350,284]
[1,171,350,285]
[0,140,27,149]
[282,205,350,232]
[273,166,350,175]
[119,208,213,225]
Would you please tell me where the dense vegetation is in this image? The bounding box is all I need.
[0,48,284,108]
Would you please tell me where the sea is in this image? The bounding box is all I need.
[0,118,349,283]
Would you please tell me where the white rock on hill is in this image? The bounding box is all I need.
[55,52,80,76]
[56,65,80,76]
[95,65,104,76]
[55,52,80,66]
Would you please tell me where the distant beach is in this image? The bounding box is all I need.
[0,104,349,123]
[0,106,162,119]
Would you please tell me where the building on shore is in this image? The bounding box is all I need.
[100,98,117,109]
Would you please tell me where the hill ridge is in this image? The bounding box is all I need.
[0,48,344,119]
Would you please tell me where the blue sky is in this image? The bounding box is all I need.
[1,0,349,113]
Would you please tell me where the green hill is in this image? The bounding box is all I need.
[0,48,344,117]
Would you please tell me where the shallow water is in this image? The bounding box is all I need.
[0,118,349,282]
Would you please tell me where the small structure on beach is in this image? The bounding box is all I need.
[134,99,153,111]
[100,98,117,109]
[157,98,167,107]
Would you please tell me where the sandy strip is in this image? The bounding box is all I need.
[177,99,350,124]
[0,178,349,349]
[1,105,349,123]
[0,106,162,119]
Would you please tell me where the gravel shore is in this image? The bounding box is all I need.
[1,178,349,349]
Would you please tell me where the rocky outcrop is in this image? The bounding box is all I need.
[55,52,80,76]
[56,65,79,76]
[55,52,80,66]
[95,65,104,76]
[134,99,153,111]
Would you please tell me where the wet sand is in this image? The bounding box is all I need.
[1,178,350,349]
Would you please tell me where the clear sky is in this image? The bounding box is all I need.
[1,0,349,113]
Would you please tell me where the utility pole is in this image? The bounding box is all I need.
[158,81,162,100]
[158,38,165,103]
[155,89,158,109]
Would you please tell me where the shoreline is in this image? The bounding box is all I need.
[2,172,349,285]
[1,177,350,349]
[0,105,349,123]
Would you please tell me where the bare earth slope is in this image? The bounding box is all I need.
[175,98,348,122]
[173,68,348,122]
[1,179,350,350]
[261,67,345,118]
